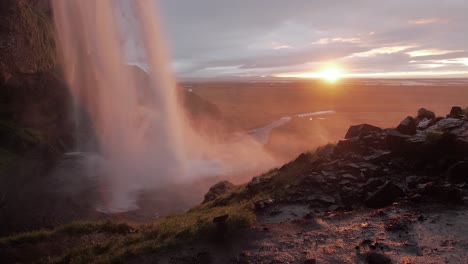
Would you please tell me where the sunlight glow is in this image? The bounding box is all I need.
[320,67,342,82]
[407,49,464,57]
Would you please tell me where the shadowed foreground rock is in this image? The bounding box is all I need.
[236,106,468,213]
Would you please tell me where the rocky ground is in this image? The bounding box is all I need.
[1,106,466,264]
[157,106,468,263]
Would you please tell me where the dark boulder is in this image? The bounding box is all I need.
[434,118,464,131]
[334,137,365,155]
[447,106,464,118]
[252,198,274,211]
[364,252,392,264]
[397,116,417,135]
[212,214,229,242]
[416,118,431,130]
[447,161,468,184]
[385,129,411,152]
[416,182,463,204]
[365,181,404,208]
[303,258,317,264]
[364,178,386,193]
[406,175,434,189]
[345,124,382,139]
[203,181,234,203]
[417,108,436,120]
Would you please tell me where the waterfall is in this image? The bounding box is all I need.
[52,0,277,213]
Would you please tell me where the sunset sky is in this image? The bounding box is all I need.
[155,0,468,79]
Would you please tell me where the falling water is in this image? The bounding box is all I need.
[52,0,277,213]
[52,0,189,212]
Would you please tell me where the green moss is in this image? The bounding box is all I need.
[0,144,337,263]
[0,220,134,247]
[0,120,44,148]
[0,200,255,263]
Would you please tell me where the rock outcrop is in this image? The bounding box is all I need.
[209,107,468,213]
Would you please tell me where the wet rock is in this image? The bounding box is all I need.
[416,118,431,130]
[364,252,392,264]
[385,214,413,231]
[203,181,234,203]
[364,151,392,162]
[309,194,336,205]
[364,178,386,192]
[365,181,404,208]
[252,199,274,211]
[345,124,382,139]
[342,173,360,182]
[303,258,316,264]
[417,182,463,203]
[397,116,417,135]
[406,175,433,189]
[434,118,464,131]
[447,161,468,184]
[301,173,326,185]
[447,106,464,118]
[417,108,436,120]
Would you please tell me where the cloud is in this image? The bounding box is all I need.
[407,49,464,57]
[312,38,361,45]
[409,18,445,25]
[350,46,416,57]
[155,0,468,78]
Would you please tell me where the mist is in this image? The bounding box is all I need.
[51,0,278,213]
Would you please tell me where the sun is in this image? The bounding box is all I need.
[320,67,343,83]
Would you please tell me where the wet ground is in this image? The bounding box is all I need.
[156,203,468,263]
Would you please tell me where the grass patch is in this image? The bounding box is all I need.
[1,145,336,263]
[0,220,134,247]
[40,202,255,264]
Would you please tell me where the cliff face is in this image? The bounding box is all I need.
[0,0,72,173]
[0,0,55,78]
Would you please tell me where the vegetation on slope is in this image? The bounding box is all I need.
[0,145,334,263]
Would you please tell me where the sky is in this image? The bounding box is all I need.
[155,0,468,79]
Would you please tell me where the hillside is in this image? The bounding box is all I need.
[1,107,467,263]
[0,0,222,236]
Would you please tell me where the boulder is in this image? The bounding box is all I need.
[212,214,229,242]
[203,181,234,203]
[247,176,272,193]
[406,175,434,189]
[434,118,464,131]
[417,182,463,203]
[345,124,382,139]
[364,178,386,193]
[447,106,464,118]
[397,116,416,135]
[365,181,404,208]
[417,108,436,120]
[252,198,274,211]
[385,129,411,152]
[364,252,392,264]
[416,118,431,130]
[334,137,364,155]
[447,161,468,184]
